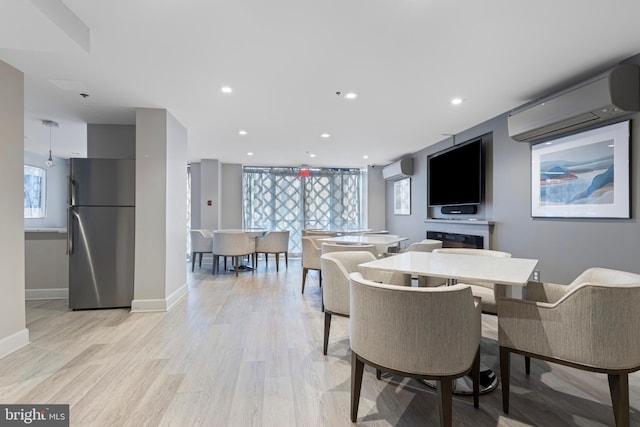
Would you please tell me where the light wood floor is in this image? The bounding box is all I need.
[1,258,638,426]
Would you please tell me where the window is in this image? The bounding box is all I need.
[24,165,46,218]
[243,167,365,255]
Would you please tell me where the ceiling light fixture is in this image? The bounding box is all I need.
[309,153,317,158]
[238,130,248,135]
[247,152,254,156]
[450,97,463,105]
[42,119,59,168]
[363,155,369,159]
[221,86,233,94]
[320,133,331,138]
[344,92,358,100]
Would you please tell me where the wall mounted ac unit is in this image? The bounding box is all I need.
[508,64,640,143]
[382,158,413,180]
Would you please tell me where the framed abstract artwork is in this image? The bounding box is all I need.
[531,121,630,218]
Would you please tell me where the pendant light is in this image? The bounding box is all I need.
[42,120,59,168]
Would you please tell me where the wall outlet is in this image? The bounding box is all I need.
[532,269,541,282]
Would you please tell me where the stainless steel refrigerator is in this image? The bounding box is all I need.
[68,158,135,309]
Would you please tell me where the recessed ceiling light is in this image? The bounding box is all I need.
[221,86,233,94]
[247,152,254,156]
[320,133,331,138]
[344,92,358,100]
[450,97,463,105]
[363,155,369,159]
[309,153,317,158]
[238,130,247,135]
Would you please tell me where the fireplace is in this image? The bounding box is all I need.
[427,231,483,249]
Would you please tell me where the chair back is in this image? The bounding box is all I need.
[255,230,290,253]
[349,272,480,376]
[322,251,411,316]
[403,239,443,253]
[301,236,322,269]
[321,251,377,316]
[190,229,213,252]
[212,231,255,256]
[304,229,338,237]
[321,242,377,257]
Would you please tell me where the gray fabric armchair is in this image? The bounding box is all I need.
[254,230,289,271]
[349,272,481,426]
[301,236,324,293]
[320,251,410,355]
[189,229,213,272]
[321,242,378,257]
[400,238,443,253]
[211,231,256,276]
[496,267,640,427]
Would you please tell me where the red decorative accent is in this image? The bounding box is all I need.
[299,169,311,177]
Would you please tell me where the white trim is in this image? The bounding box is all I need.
[166,283,189,311]
[130,284,188,313]
[0,328,29,359]
[25,288,68,300]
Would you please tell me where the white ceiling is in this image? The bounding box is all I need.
[3,0,640,167]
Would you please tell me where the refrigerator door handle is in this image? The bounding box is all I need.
[68,175,74,206]
[67,208,75,255]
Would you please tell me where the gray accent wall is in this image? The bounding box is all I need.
[387,111,640,284]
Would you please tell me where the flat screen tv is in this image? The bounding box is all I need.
[428,138,484,207]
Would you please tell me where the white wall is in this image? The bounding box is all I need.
[0,60,29,358]
[133,108,187,311]
[165,112,187,301]
[87,124,135,159]
[190,163,201,229]
[220,163,242,229]
[200,159,220,230]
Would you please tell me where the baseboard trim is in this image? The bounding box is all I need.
[166,283,189,311]
[25,288,68,300]
[0,328,29,359]
[130,283,188,313]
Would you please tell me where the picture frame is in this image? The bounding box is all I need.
[531,121,630,218]
[394,178,411,215]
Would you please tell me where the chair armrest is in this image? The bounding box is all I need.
[498,284,640,369]
[521,281,569,303]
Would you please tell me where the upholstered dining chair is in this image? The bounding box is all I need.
[430,248,512,314]
[349,272,481,426]
[301,236,324,293]
[400,238,443,253]
[254,230,290,271]
[496,267,640,427]
[321,242,378,258]
[320,251,410,355]
[189,229,213,272]
[212,231,256,276]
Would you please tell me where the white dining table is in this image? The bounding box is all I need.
[358,251,539,395]
[319,235,408,246]
[359,251,538,287]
